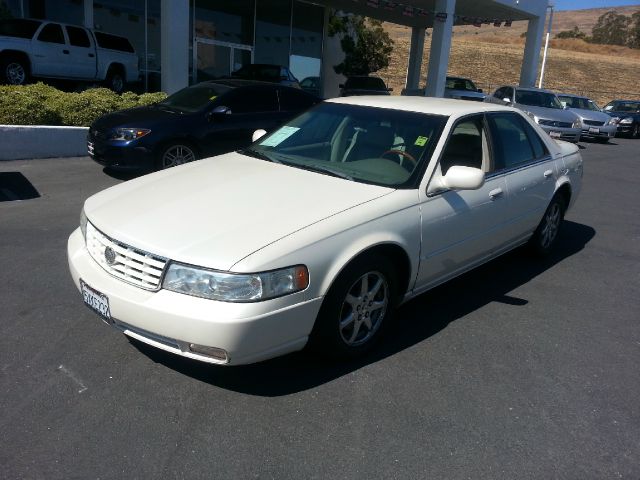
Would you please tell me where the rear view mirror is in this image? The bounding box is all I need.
[441,166,485,191]
[252,129,267,142]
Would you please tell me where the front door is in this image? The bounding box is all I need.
[194,38,252,83]
[31,23,68,77]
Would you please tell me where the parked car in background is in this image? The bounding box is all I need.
[230,64,300,89]
[300,76,320,97]
[340,75,392,96]
[485,86,581,142]
[603,100,640,138]
[557,93,617,143]
[87,80,319,171]
[401,76,485,101]
[0,18,138,92]
[69,96,583,366]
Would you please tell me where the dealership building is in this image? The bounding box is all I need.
[2,0,548,97]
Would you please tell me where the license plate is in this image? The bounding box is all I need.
[588,127,600,134]
[80,279,111,323]
[549,131,561,138]
[87,141,95,156]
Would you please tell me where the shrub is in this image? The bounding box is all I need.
[0,83,168,126]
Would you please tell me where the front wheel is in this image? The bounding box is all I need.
[309,256,398,359]
[528,194,566,256]
[1,57,29,85]
[632,124,640,139]
[156,142,198,170]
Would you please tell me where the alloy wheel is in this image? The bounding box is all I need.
[540,202,561,249]
[338,271,389,347]
[161,145,196,169]
[6,62,26,85]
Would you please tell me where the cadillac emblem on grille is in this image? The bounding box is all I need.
[104,246,116,265]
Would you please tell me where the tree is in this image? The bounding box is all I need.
[330,14,394,76]
[591,11,631,46]
[628,11,640,49]
[555,26,587,40]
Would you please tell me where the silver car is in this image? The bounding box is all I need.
[401,76,485,101]
[485,86,581,142]
[557,94,617,143]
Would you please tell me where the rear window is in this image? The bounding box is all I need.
[94,32,134,53]
[0,19,41,39]
[344,77,387,90]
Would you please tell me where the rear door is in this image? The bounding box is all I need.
[31,22,68,77]
[64,25,96,79]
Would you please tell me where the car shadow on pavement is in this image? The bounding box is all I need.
[102,167,146,181]
[0,172,41,202]
[130,220,596,396]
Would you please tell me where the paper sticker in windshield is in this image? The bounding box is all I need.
[414,136,428,147]
[210,95,217,100]
[260,126,300,147]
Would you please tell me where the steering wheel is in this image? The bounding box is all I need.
[381,149,417,169]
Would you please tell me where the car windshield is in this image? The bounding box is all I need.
[158,84,232,113]
[604,101,640,112]
[345,77,387,90]
[515,90,563,109]
[559,96,600,111]
[244,103,447,188]
[446,77,476,91]
[0,19,42,39]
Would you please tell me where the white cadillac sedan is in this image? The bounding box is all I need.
[68,97,583,365]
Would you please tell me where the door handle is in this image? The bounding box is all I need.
[489,188,503,199]
[543,169,553,178]
[63,49,70,54]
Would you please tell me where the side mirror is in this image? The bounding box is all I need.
[208,105,232,121]
[477,88,483,93]
[441,166,485,190]
[502,97,511,104]
[387,87,393,92]
[252,129,267,142]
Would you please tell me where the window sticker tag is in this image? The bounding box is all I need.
[414,136,428,147]
[260,126,300,147]
[210,95,217,100]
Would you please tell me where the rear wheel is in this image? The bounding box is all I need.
[105,67,125,93]
[156,142,198,170]
[528,194,565,256]
[1,57,29,85]
[309,255,397,359]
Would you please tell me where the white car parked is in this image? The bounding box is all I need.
[68,97,583,365]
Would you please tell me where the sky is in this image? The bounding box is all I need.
[552,0,640,11]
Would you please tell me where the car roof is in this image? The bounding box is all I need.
[201,79,278,88]
[608,99,640,104]
[327,96,513,116]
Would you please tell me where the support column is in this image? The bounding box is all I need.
[161,0,189,94]
[83,0,93,28]
[424,0,455,98]
[519,15,545,87]
[405,26,425,90]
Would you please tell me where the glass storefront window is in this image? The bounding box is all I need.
[290,1,323,85]
[194,0,254,45]
[27,0,83,25]
[254,0,291,66]
[1,0,24,18]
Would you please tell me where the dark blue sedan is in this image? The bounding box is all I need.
[87,79,319,171]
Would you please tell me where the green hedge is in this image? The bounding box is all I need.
[0,83,168,127]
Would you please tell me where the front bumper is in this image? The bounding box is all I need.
[67,228,322,365]
[538,125,581,143]
[580,124,617,139]
[87,134,155,170]
[616,123,635,135]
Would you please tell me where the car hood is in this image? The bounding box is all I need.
[568,108,611,123]
[605,110,640,119]
[445,89,485,99]
[91,105,184,130]
[84,152,394,271]
[515,104,578,122]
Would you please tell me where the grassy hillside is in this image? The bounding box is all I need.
[379,6,640,106]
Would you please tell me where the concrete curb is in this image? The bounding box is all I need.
[0,125,89,160]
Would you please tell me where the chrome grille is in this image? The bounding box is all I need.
[538,119,572,128]
[584,120,605,127]
[86,222,167,290]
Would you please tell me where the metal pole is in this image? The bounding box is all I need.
[538,4,554,89]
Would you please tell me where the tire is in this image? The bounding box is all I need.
[105,67,125,93]
[1,56,29,85]
[155,142,198,170]
[595,137,609,144]
[309,255,398,360]
[632,124,640,139]
[528,194,566,256]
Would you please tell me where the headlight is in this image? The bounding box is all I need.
[80,208,88,241]
[619,117,633,124]
[572,119,581,129]
[109,128,151,141]
[162,263,309,302]
[608,116,620,125]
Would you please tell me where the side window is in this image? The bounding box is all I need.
[278,88,317,112]
[439,115,488,175]
[489,113,536,170]
[37,23,65,44]
[521,119,549,159]
[504,87,514,101]
[65,26,90,48]
[493,87,506,99]
[226,87,278,114]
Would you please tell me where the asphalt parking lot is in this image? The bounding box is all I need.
[1,138,639,479]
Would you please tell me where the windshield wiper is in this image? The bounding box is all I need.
[297,164,354,181]
[239,148,280,163]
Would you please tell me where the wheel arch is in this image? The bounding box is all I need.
[554,181,572,210]
[0,50,32,70]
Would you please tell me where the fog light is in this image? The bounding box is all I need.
[189,343,228,362]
